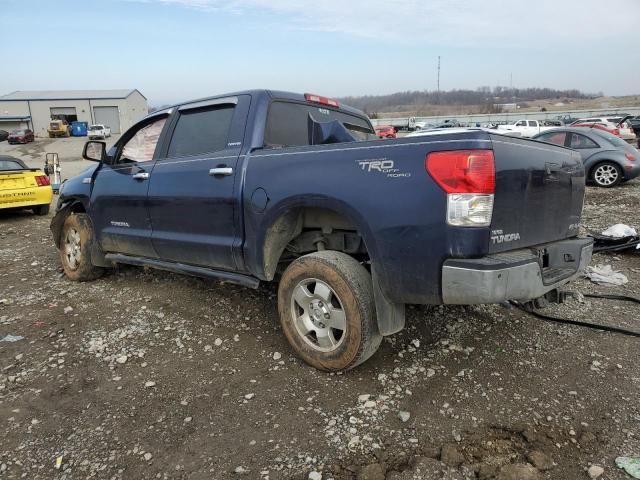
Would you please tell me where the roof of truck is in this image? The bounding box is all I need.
[156,90,365,118]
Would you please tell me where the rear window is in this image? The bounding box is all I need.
[167,105,235,158]
[90,126,103,131]
[264,101,374,148]
[592,130,629,147]
[0,159,26,171]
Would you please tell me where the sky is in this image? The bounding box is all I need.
[1,0,639,106]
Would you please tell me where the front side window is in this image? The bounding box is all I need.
[538,132,566,146]
[118,117,167,163]
[167,105,235,158]
[516,121,526,127]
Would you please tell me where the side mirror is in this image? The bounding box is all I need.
[83,141,106,162]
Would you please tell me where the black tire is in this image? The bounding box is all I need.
[59,213,105,282]
[278,251,382,371]
[33,204,50,216]
[591,161,622,188]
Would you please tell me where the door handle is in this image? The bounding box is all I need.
[132,172,150,180]
[209,167,233,176]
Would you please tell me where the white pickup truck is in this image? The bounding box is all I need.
[497,119,555,138]
[88,124,112,140]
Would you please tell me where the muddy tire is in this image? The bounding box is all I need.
[591,161,622,188]
[33,204,50,216]
[59,213,104,282]
[278,251,382,371]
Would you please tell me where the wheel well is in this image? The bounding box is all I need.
[589,160,619,178]
[262,207,369,280]
[51,201,87,248]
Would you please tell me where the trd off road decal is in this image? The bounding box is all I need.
[357,159,411,178]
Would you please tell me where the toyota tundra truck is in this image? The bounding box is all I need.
[51,90,592,371]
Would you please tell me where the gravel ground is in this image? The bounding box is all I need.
[1,146,639,479]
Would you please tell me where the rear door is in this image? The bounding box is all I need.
[488,134,584,252]
[146,95,250,270]
[89,113,170,258]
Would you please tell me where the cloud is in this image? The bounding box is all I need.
[141,0,639,46]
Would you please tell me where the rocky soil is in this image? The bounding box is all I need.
[1,181,639,479]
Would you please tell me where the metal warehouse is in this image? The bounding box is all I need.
[0,89,148,136]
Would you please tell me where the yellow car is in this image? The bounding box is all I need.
[0,155,53,215]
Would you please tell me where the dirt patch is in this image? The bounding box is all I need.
[0,182,639,479]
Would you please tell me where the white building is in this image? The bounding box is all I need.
[0,89,148,136]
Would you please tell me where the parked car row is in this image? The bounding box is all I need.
[405,125,640,189]
[0,123,113,142]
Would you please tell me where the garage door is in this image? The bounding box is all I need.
[50,107,77,116]
[93,106,120,134]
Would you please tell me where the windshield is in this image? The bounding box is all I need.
[10,130,25,134]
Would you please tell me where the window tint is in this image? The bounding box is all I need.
[119,117,167,163]
[528,121,537,127]
[538,132,566,146]
[167,105,235,158]
[569,133,598,149]
[264,101,374,148]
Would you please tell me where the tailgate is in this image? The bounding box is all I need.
[488,134,584,253]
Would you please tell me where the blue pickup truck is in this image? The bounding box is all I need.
[51,90,593,371]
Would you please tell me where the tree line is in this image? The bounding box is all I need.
[339,87,598,115]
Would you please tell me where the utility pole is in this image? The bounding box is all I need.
[437,56,441,93]
[437,55,441,104]
[510,72,513,91]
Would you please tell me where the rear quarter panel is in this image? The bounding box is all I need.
[242,132,494,304]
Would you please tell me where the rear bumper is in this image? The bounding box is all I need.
[0,187,53,210]
[441,238,593,304]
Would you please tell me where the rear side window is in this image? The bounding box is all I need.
[264,101,374,148]
[167,105,235,158]
[569,133,598,149]
[528,121,537,127]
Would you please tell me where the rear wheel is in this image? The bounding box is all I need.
[59,213,104,281]
[278,251,382,371]
[33,204,50,216]
[591,161,622,188]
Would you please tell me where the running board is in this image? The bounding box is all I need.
[104,254,260,289]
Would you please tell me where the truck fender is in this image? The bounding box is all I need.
[372,265,405,336]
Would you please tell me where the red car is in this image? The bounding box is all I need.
[572,123,621,137]
[375,125,397,138]
[8,129,35,144]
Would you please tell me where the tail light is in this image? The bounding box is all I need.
[426,150,495,227]
[625,153,636,162]
[35,175,50,186]
[304,93,340,108]
[613,128,620,136]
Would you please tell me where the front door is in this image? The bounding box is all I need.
[89,114,169,258]
[146,96,250,271]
